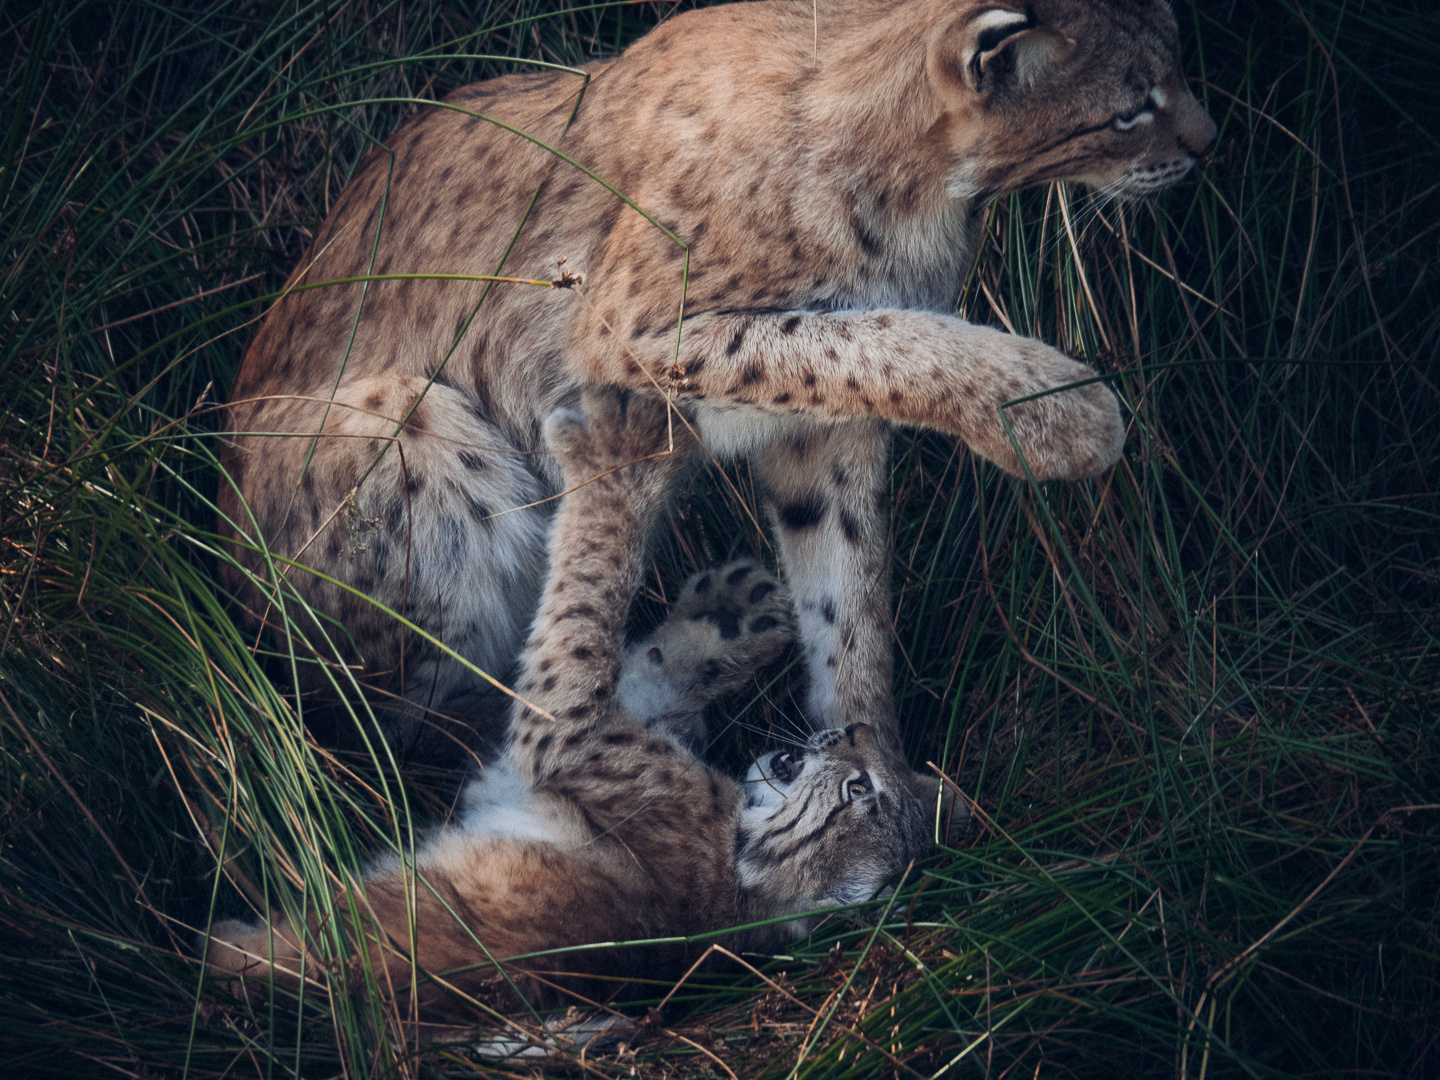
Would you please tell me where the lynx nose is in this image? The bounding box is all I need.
[1175,94,1218,158]
[841,722,878,747]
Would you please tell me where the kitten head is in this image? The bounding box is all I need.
[736,723,967,917]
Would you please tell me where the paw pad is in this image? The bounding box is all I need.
[616,560,795,745]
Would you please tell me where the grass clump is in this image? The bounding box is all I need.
[2,1,1437,1077]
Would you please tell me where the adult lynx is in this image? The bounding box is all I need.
[219,0,1215,750]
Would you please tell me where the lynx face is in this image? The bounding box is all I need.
[738,723,958,910]
[928,0,1217,201]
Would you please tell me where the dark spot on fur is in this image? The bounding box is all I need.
[462,491,490,524]
[383,499,404,531]
[535,733,553,754]
[603,731,635,745]
[781,315,802,335]
[694,574,712,594]
[773,392,791,404]
[749,580,775,603]
[821,599,837,624]
[573,646,593,660]
[647,646,663,664]
[459,451,485,471]
[852,214,883,257]
[727,329,747,355]
[541,676,557,691]
[740,362,763,385]
[779,497,826,530]
[750,615,778,633]
[839,510,862,544]
[539,659,552,671]
[725,565,752,587]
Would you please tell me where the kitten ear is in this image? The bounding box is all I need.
[914,772,971,846]
[929,8,1075,94]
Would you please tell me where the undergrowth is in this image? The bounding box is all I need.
[2,1,1437,1077]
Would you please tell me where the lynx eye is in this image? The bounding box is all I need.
[1114,107,1155,131]
[846,772,873,799]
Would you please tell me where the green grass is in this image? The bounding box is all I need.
[2,1,1437,1077]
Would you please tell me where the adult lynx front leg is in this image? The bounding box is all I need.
[578,307,1126,483]
[756,422,897,740]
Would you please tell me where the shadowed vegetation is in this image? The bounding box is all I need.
[2,0,1437,1076]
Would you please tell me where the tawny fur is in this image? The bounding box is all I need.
[218,0,1215,750]
[207,390,964,1011]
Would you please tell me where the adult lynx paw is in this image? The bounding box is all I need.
[974,339,1126,482]
[543,387,695,483]
[618,560,794,749]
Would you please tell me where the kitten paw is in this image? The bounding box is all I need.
[618,560,794,748]
[543,387,694,480]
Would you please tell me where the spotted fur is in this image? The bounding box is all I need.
[218,0,1215,750]
[206,390,964,1010]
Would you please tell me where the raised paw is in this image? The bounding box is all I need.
[971,338,1126,481]
[617,560,794,748]
[543,387,695,484]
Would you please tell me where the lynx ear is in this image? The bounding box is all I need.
[915,772,971,846]
[929,8,1075,94]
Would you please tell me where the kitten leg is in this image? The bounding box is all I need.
[509,388,696,783]
[755,420,899,745]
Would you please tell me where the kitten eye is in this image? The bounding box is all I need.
[770,753,795,782]
[846,772,873,799]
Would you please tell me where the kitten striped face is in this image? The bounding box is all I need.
[737,724,959,912]
[928,0,1217,200]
